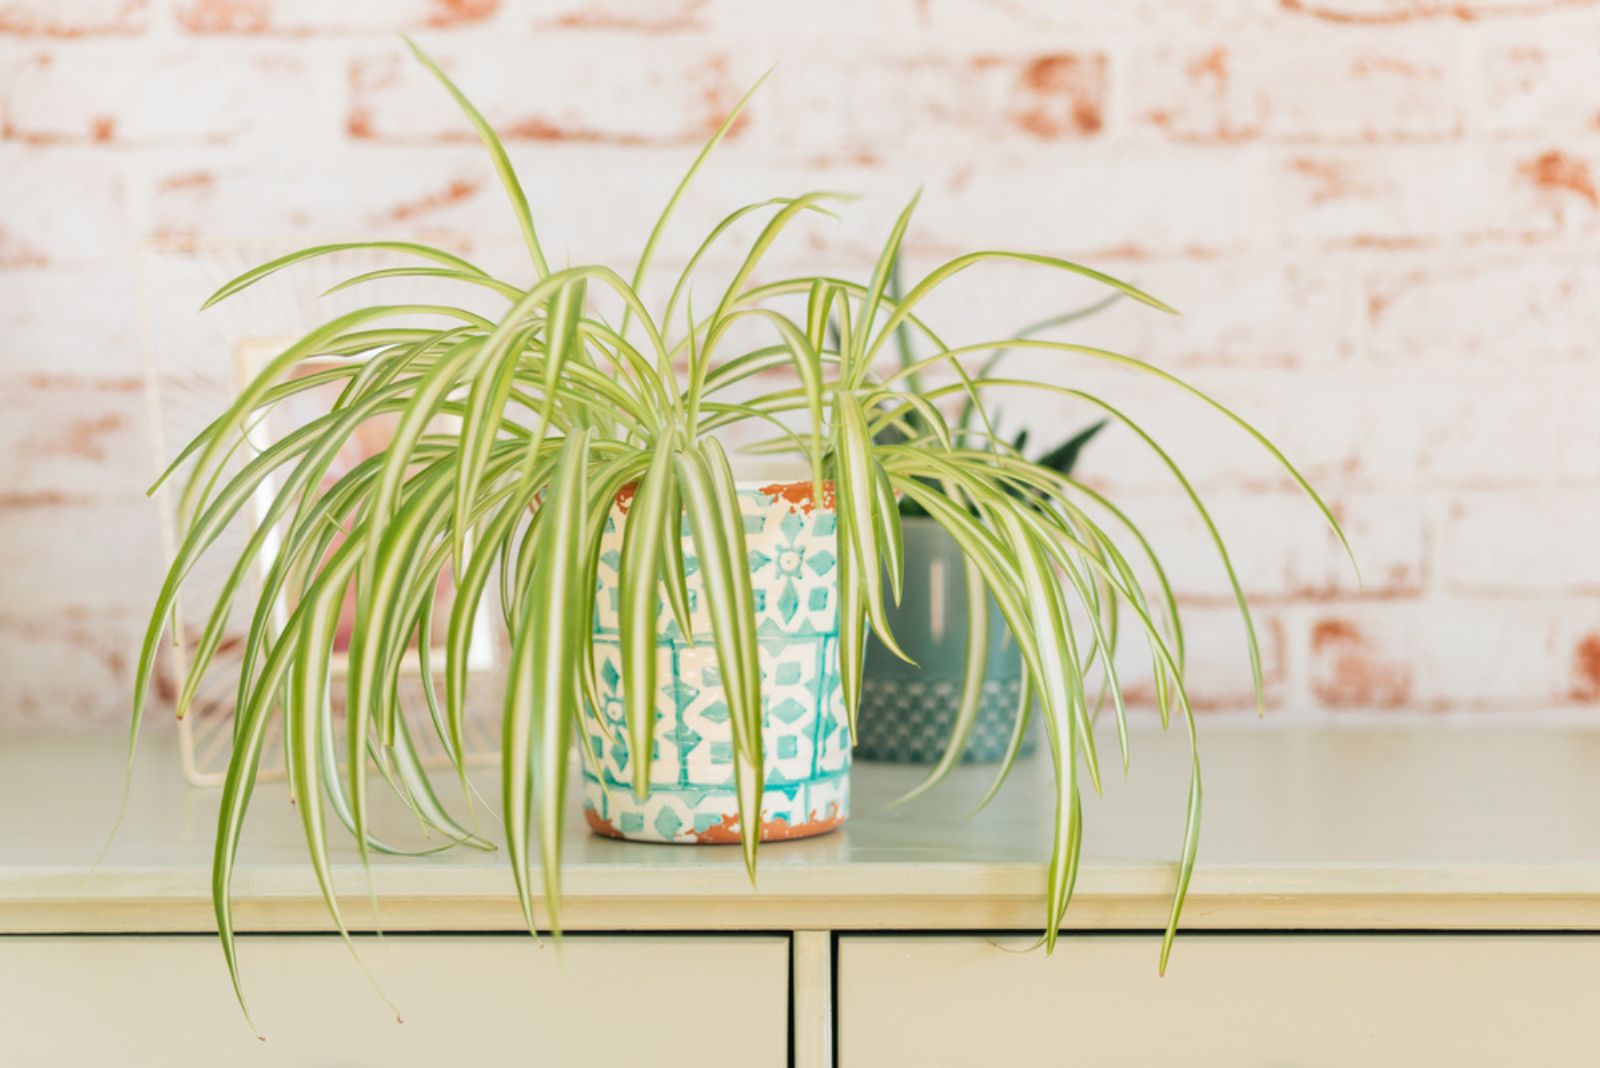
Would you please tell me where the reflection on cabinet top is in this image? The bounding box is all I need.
[4,721,1599,932]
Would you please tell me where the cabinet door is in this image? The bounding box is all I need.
[838,933,1600,1066]
[1,934,788,1067]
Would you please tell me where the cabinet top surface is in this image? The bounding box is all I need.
[4,721,1599,931]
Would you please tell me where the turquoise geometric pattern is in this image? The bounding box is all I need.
[582,482,850,844]
[853,675,1038,764]
[854,517,1039,765]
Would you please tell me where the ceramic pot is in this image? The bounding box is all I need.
[581,480,849,844]
[855,517,1036,764]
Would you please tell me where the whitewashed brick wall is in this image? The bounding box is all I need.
[2,0,1597,725]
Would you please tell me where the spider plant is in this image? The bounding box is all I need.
[839,258,1114,518]
[129,39,1353,1025]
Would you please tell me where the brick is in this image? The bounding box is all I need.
[144,144,501,238]
[347,43,740,147]
[1131,37,1462,143]
[0,263,140,374]
[1266,142,1600,245]
[129,227,528,389]
[0,610,148,725]
[170,0,268,33]
[1423,598,1600,708]
[1433,489,1600,594]
[479,146,882,263]
[0,0,148,35]
[998,366,1425,494]
[922,252,1358,369]
[1294,598,1600,710]
[762,52,1108,159]
[1270,150,1445,243]
[172,0,499,34]
[0,227,47,267]
[346,45,1105,159]
[912,0,1254,31]
[1418,369,1600,484]
[1475,39,1600,137]
[1365,252,1600,362]
[1304,612,1415,709]
[603,149,900,265]
[531,0,713,31]
[4,43,341,146]
[1514,147,1600,219]
[1073,488,1416,603]
[1129,257,1359,367]
[1110,603,1289,715]
[1002,55,1107,139]
[1279,0,1600,23]
[1569,629,1600,701]
[912,144,1267,255]
[0,376,152,496]
[0,495,161,613]
[140,141,746,283]
[0,145,131,264]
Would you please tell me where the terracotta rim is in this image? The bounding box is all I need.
[615,478,836,515]
[584,802,846,845]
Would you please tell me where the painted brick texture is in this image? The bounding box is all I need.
[1,1,1597,724]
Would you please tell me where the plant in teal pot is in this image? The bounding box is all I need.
[856,418,1105,768]
[852,275,1118,770]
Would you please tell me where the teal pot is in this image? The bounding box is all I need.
[582,481,850,844]
[855,517,1036,764]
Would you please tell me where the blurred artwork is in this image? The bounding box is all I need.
[139,240,509,785]
[234,338,486,666]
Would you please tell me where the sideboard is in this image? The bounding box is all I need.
[3,721,1598,1066]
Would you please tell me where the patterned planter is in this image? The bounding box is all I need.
[855,517,1037,764]
[582,481,850,844]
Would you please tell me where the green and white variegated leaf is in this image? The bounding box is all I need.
[504,428,592,936]
[618,442,679,798]
[674,443,764,878]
